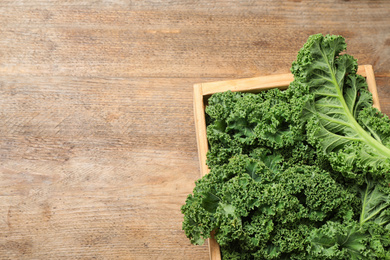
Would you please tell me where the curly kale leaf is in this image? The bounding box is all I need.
[181,154,358,258]
[308,219,390,260]
[183,34,390,259]
[358,178,390,227]
[306,169,390,260]
[308,221,371,260]
[205,86,310,168]
[291,34,390,174]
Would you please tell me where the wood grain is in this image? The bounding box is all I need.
[0,1,389,259]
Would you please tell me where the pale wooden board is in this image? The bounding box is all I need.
[0,76,209,259]
[0,2,390,79]
[0,1,389,259]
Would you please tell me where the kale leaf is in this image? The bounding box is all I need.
[291,34,390,179]
[182,34,390,259]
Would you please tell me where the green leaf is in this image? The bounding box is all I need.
[309,221,369,259]
[201,192,221,213]
[359,179,390,227]
[260,153,283,174]
[245,160,262,182]
[291,34,390,165]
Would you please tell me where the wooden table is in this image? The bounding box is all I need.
[0,1,389,259]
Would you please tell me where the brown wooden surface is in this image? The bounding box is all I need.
[0,1,389,259]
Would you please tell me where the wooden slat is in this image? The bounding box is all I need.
[193,84,210,177]
[364,65,381,111]
[201,65,368,96]
[193,84,220,260]
[208,231,221,260]
[201,73,292,96]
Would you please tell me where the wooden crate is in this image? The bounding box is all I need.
[192,65,379,260]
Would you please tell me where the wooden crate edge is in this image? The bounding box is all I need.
[193,83,221,260]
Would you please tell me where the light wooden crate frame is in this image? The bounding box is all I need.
[193,65,380,260]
